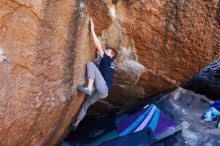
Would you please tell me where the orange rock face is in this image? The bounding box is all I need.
[0,0,219,145]
[96,0,220,105]
[0,0,93,145]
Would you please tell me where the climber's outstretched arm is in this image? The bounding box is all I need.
[90,19,104,57]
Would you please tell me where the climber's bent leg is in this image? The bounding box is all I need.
[76,91,108,121]
[72,91,108,131]
[86,62,108,94]
[78,62,108,95]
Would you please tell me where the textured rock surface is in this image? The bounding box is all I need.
[183,58,220,100]
[105,0,220,105]
[89,0,220,108]
[0,0,219,145]
[156,88,220,146]
[0,0,93,145]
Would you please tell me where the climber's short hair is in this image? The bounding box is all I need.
[106,47,117,59]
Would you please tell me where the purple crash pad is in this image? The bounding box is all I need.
[117,104,181,141]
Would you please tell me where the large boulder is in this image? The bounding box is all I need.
[0,0,219,145]
[0,0,93,145]
[88,0,220,108]
[156,88,220,146]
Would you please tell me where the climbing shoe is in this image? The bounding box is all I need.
[77,86,93,96]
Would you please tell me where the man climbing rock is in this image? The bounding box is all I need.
[71,19,117,131]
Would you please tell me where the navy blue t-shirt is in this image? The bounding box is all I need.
[99,53,116,91]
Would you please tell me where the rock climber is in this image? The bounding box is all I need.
[71,19,117,131]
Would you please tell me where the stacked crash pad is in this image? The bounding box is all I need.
[60,104,181,146]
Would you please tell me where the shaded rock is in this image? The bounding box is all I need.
[156,88,220,146]
[183,58,220,100]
